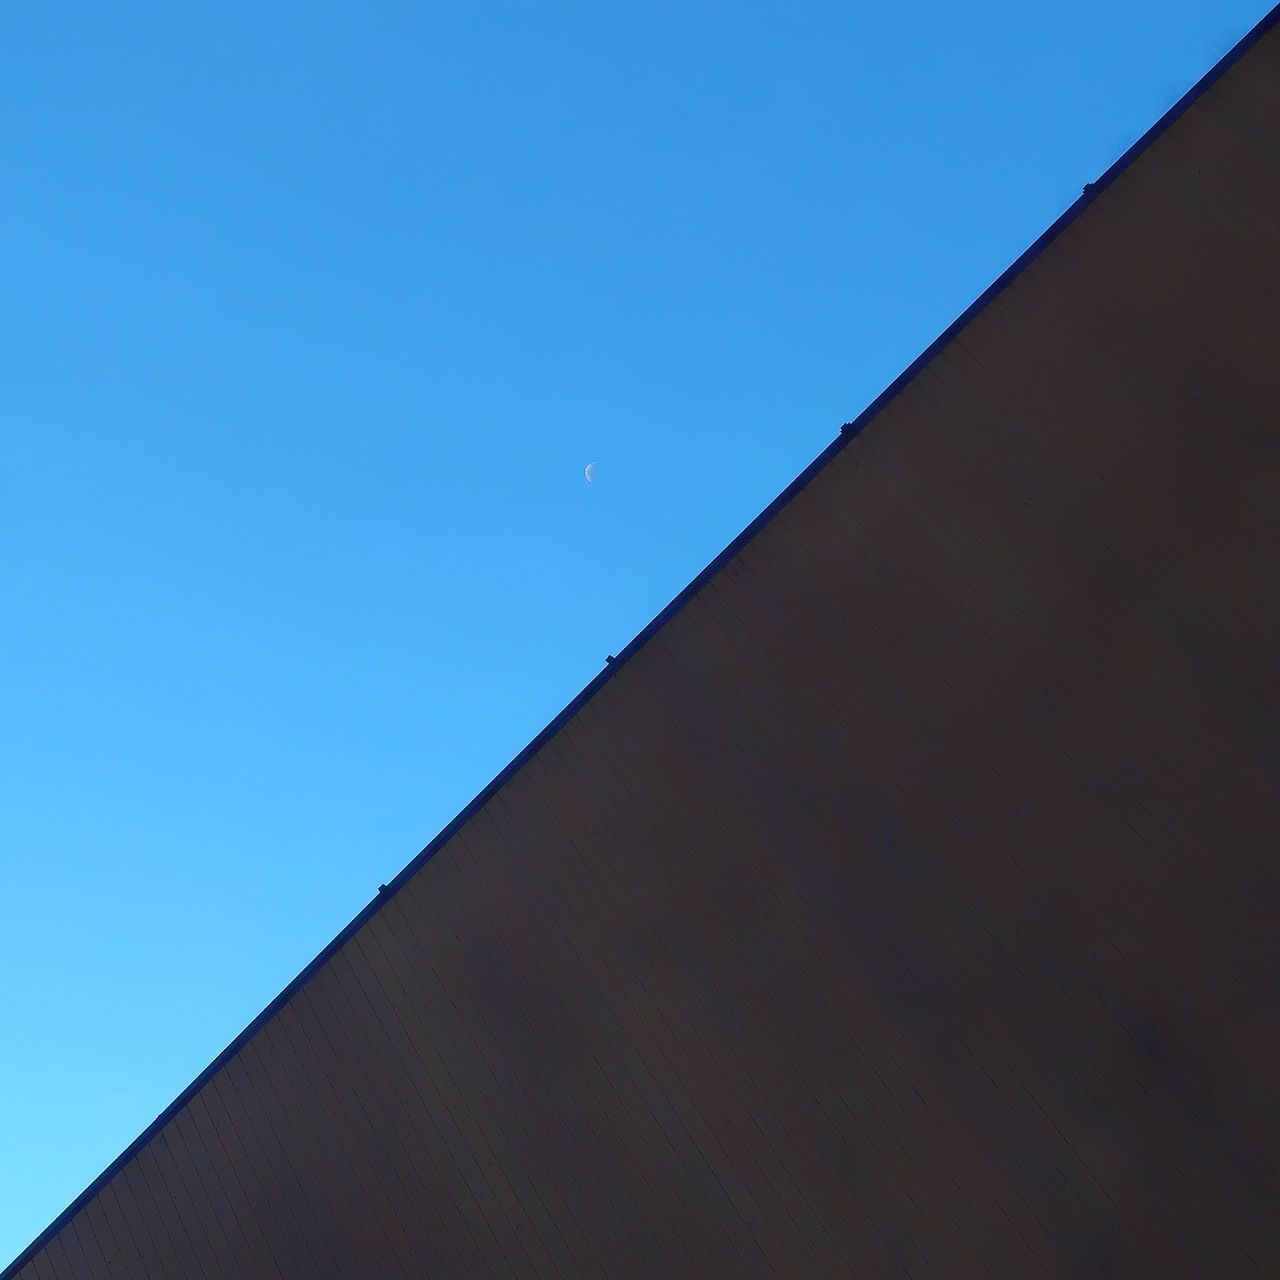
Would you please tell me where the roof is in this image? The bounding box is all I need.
[9,6,1280,1276]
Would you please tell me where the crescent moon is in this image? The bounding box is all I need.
[584,461,597,483]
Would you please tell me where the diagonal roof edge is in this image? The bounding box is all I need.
[6,5,1279,1275]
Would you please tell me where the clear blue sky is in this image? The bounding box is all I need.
[1,0,1270,1265]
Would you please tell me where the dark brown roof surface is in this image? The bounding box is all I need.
[10,8,1280,1278]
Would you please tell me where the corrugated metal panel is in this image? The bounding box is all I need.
[9,11,1280,1278]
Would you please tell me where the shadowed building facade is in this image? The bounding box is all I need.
[8,9,1280,1278]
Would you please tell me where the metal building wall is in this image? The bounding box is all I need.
[8,11,1280,1278]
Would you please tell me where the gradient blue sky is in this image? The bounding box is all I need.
[1,0,1271,1265]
